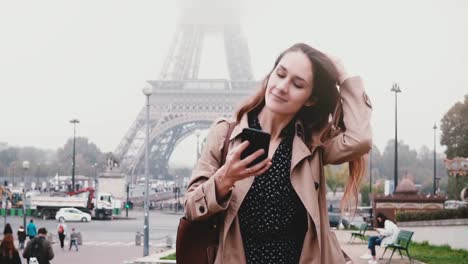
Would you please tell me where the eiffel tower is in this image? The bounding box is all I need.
[114,0,257,181]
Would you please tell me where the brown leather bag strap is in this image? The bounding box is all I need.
[220,122,237,166]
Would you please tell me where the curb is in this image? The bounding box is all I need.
[125,248,176,264]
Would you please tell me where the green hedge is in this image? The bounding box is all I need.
[396,207,468,222]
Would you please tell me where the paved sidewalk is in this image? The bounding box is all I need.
[336,229,425,264]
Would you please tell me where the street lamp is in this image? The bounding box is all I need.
[369,149,373,195]
[36,162,41,190]
[369,149,373,226]
[70,118,80,192]
[22,160,29,231]
[92,163,98,191]
[194,130,201,160]
[142,85,152,257]
[10,165,16,187]
[433,124,437,195]
[129,165,135,198]
[174,175,180,212]
[391,83,402,193]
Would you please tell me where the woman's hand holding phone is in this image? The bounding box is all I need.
[215,141,272,199]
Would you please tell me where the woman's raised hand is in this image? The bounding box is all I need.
[324,52,349,85]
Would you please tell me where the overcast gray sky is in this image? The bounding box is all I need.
[1,0,467,166]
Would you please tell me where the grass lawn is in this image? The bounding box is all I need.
[160,252,176,260]
[409,241,468,264]
[161,240,468,263]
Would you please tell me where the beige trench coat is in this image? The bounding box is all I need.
[184,76,372,263]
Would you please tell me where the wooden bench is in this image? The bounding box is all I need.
[380,230,414,263]
[349,223,368,243]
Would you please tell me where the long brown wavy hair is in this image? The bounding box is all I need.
[235,43,367,211]
[0,234,16,258]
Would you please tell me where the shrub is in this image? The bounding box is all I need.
[396,207,468,222]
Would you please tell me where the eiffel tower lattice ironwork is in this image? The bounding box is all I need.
[114,0,257,181]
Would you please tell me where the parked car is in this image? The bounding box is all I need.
[444,200,468,209]
[328,212,350,228]
[55,207,92,222]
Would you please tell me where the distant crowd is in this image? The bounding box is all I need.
[0,219,80,264]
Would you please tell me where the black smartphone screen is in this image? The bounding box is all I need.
[240,128,270,167]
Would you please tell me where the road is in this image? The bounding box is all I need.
[1,209,182,264]
[2,209,466,263]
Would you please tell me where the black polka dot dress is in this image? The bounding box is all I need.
[238,112,308,264]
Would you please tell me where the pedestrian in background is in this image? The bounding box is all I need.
[3,222,13,235]
[360,213,400,264]
[17,226,26,250]
[23,227,54,264]
[26,220,37,240]
[0,234,22,264]
[57,220,67,250]
[69,228,78,251]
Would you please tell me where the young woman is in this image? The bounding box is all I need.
[360,213,400,264]
[184,43,372,263]
[3,223,13,235]
[0,234,22,264]
[57,219,67,249]
[361,213,400,264]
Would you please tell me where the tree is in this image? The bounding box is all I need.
[0,146,57,185]
[369,145,384,180]
[440,95,468,198]
[360,183,384,206]
[325,165,348,194]
[382,140,418,180]
[440,94,468,159]
[56,137,106,176]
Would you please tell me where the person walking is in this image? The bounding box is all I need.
[0,234,22,264]
[360,213,400,264]
[57,220,67,250]
[3,222,13,235]
[69,228,78,251]
[26,220,37,240]
[17,226,27,250]
[184,43,372,263]
[23,227,54,264]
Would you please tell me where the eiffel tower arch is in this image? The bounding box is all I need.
[114,0,258,180]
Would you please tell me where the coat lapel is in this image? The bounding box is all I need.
[223,114,253,242]
[290,135,322,251]
[223,175,255,242]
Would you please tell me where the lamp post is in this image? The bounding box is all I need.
[369,149,373,226]
[391,83,402,193]
[129,165,135,198]
[36,162,41,191]
[369,149,373,195]
[433,124,437,195]
[142,85,152,257]
[70,119,80,192]
[92,163,98,191]
[194,130,201,160]
[22,160,29,231]
[174,175,179,212]
[2,193,6,226]
[10,165,15,187]
[126,183,130,217]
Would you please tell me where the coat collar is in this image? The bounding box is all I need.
[229,113,313,171]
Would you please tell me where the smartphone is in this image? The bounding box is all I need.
[240,128,270,167]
